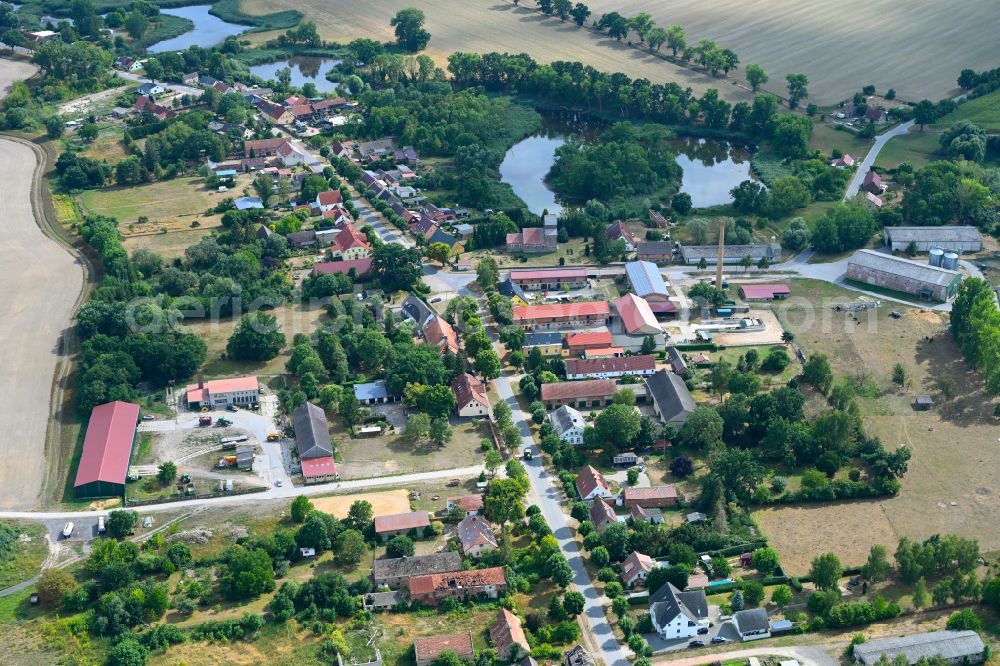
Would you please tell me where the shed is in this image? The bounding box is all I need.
[913,395,934,410]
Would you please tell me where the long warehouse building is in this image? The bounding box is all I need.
[882,226,981,253]
[74,401,140,499]
[846,249,962,301]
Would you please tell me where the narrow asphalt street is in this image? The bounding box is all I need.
[493,371,631,666]
[844,120,915,199]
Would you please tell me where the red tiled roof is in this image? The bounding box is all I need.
[423,316,459,354]
[615,293,661,334]
[333,223,371,252]
[458,514,497,551]
[414,633,475,664]
[583,347,625,358]
[566,355,655,376]
[312,258,372,276]
[566,331,613,348]
[185,376,258,403]
[510,268,588,281]
[739,284,790,300]
[317,190,342,206]
[245,137,288,153]
[374,511,431,533]
[301,455,337,479]
[647,301,678,314]
[448,495,484,512]
[622,485,678,503]
[621,551,655,581]
[513,301,609,322]
[74,401,140,488]
[452,373,488,410]
[607,220,639,244]
[289,104,313,117]
[520,227,545,245]
[576,465,612,499]
[490,609,530,660]
[540,379,617,402]
[407,567,506,595]
[589,497,618,528]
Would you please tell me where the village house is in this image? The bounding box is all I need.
[277,141,305,167]
[509,268,589,291]
[732,608,771,641]
[371,551,462,589]
[583,347,624,358]
[329,223,371,261]
[490,609,531,662]
[258,100,294,125]
[831,154,856,168]
[427,227,464,255]
[550,405,586,445]
[452,373,490,418]
[358,138,395,159]
[540,378,618,409]
[630,505,664,525]
[621,485,680,509]
[457,515,497,557]
[649,583,710,640]
[185,376,258,409]
[576,465,615,502]
[522,332,563,357]
[621,551,657,588]
[862,171,885,194]
[513,301,610,332]
[565,354,656,380]
[446,495,483,517]
[498,276,530,307]
[422,315,460,355]
[636,241,676,263]
[244,137,290,159]
[607,220,640,251]
[133,96,175,121]
[374,511,431,541]
[565,645,595,666]
[407,567,507,605]
[414,633,475,666]
[590,497,620,532]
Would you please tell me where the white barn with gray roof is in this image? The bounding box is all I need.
[883,226,981,253]
[853,630,985,666]
[846,249,963,301]
[679,243,781,265]
[549,405,585,445]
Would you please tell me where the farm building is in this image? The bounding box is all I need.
[645,370,696,424]
[509,268,588,290]
[371,552,462,589]
[313,258,373,277]
[863,171,884,194]
[565,354,656,380]
[74,401,140,499]
[607,221,640,251]
[293,402,337,484]
[490,609,531,662]
[614,293,664,336]
[665,347,688,377]
[185,376,258,409]
[583,346,625,358]
[457,515,497,557]
[539,378,618,409]
[846,249,962,301]
[882,226,982,253]
[625,261,670,300]
[414,633,475,666]
[636,241,675,263]
[621,485,680,509]
[452,373,490,418]
[353,380,399,405]
[407,567,507,605]
[853,631,985,666]
[513,301,610,331]
[732,608,771,641]
[374,511,431,541]
[679,243,782,265]
[739,284,791,300]
[564,331,613,356]
[565,646,596,666]
[446,495,483,516]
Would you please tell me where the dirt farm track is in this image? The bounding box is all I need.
[242,0,999,104]
[0,59,86,509]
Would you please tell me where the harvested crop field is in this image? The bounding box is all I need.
[757,279,1000,571]
[310,489,410,518]
[241,0,749,101]
[582,0,997,104]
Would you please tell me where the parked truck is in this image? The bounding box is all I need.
[216,455,237,468]
[198,416,213,427]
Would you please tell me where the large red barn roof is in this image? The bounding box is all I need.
[74,401,140,488]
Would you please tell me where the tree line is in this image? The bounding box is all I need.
[950,278,1000,398]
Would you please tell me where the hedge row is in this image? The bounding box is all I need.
[674,343,719,352]
[700,541,767,558]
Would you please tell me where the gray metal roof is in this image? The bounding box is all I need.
[353,380,390,401]
[550,405,585,437]
[402,295,434,326]
[637,241,674,255]
[681,243,781,261]
[666,347,688,376]
[626,261,669,298]
[884,226,981,244]
[853,631,985,666]
[499,277,528,303]
[848,249,961,288]
[645,370,696,422]
[524,332,562,347]
[371,551,462,582]
[292,402,333,459]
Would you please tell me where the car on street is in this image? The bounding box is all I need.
[447,478,460,487]
[697,627,709,635]
[275,480,283,487]
[711,637,728,644]
[688,640,705,648]
[62,522,74,539]
[142,414,155,421]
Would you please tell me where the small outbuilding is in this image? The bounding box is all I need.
[913,395,934,410]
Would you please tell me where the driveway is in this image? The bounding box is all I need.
[422,265,477,298]
[493,370,631,666]
[114,70,201,97]
[653,644,837,666]
[844,120,915,199]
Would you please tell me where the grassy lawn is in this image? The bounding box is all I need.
[809,121,873,158]
[0,523,48,590]
[462,237,587,270]
[935,89,1000,132]
[78,130,129,162]
[874,131,943,170]
[706,344,799,385]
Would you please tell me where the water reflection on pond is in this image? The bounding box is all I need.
[148,5,245,53]
[249,57,342,93]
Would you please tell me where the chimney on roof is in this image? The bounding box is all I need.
[198,374,204,389]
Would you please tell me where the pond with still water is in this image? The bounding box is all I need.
[249,57,342,93]
[148,5,245,53]
[500,120,754,213]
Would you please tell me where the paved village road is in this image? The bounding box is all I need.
[114,69,201,96]
[493,370,630,666]
[844,120,915,199]
[0,59,86,510]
